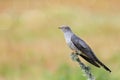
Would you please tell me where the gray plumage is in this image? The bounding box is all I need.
[59,25,111,72]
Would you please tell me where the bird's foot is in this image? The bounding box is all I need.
[70,52,80,62]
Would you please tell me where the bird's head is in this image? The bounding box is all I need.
[58,25,72,33]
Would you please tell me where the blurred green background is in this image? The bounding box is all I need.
[0,0,120,80]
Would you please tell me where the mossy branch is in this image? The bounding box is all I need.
[70,52,95,80]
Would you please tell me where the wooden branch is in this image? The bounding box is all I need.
[70,52,95,80]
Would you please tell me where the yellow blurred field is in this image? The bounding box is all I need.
[0,0,120,80]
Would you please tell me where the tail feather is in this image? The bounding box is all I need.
[79,54,100,68]
[96,59,111,72]
[89,51,111,72]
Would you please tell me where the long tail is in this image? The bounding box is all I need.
[96,59,111,72]
[79,54,100,68]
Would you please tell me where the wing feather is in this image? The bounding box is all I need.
[71,35,97,60]
[71,34,111,72]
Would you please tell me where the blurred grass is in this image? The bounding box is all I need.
[0,0,120,80]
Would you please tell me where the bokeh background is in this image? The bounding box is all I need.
[0,0,120,80]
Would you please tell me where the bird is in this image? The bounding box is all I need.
[59,25,111,72]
